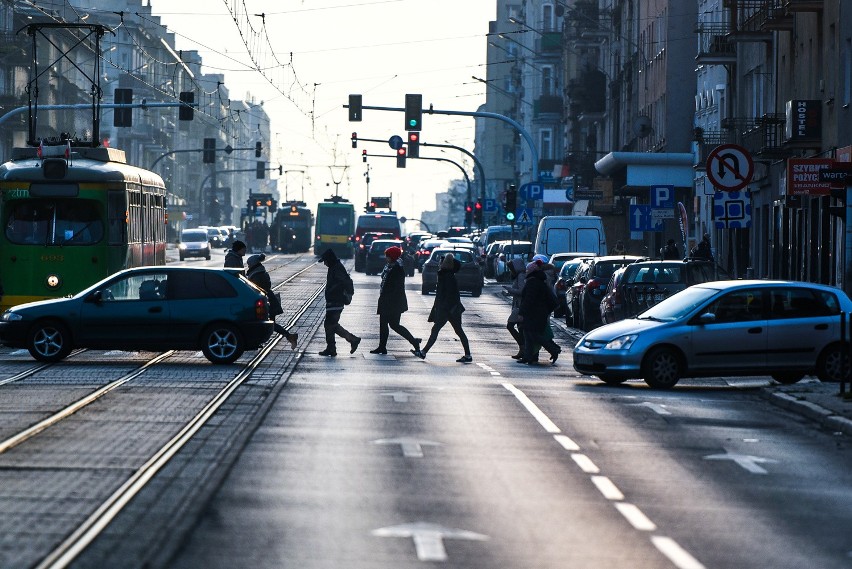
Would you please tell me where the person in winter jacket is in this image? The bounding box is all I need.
[518,262,562,365]
[413,253,472,362]
[246,254,298,349]
[502,257,527,359]
[318,248,360,357]
[371,246,421,355]
[224,240,247,270]
[660,239,680,260]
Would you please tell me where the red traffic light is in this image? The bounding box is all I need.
[474,201,482,210]
[351,132,358,149]
[465,204,473,212]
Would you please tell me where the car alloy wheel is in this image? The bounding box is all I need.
[28,321,72,362]
[201,324,245,364]
[642,346,683,389]
[817,343,851,382]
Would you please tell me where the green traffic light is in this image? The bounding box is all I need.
[409,119,418,127]
[506,212,515,221]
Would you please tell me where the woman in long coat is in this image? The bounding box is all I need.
[371,246,421,355]
[246,254,298,349]
[519,262,561,365]
[413,253,472,362]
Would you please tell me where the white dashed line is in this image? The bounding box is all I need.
[571,453,600,474]
[615,503,657,531]
[502,383,560,433]
[591,475,625,501]
[651,536,707,569]
[553,434,580,451]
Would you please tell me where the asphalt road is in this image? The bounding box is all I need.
[162,265,852,569]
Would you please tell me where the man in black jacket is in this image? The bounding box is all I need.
[224,240,247,270]
[519,262,561,365]
[319,249,360,357]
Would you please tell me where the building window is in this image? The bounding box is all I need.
[541,65,554,96]
[845,38,852,107]
[542,3,554,32]
[540,129,553,160]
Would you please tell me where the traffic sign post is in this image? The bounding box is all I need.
[629,204,664,232]
[706,144,755,192]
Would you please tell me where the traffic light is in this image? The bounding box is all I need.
[269,198,277,212]
[464,202,473,226]
[504,185,517,222]
[404,93,422,131]
[473,200,483,225]
[255,141,262,158]
[362,149,367,163]
[396,147,407,168]
[366,200,376,212]
[178,91,194,121]
[348,94,362,122]
[114,88,133,127]
[256,161,266,179]
[203,138,215,163]
[247,197,255,212]
[289,204,299,216]
[407,131,420,158]
[351,132,358,149]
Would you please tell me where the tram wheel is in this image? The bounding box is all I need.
[28,320,72,362]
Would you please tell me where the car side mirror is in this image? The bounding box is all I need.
[698,312,716,324]
[86,290,103,303]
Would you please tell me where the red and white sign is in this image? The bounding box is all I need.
[787,158,833,195]
[706,144,754,192]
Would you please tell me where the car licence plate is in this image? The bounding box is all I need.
[654,293,664,301]
[575,354,593,365]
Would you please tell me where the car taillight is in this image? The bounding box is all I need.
[588,278,606,295]
[256,298,268,320]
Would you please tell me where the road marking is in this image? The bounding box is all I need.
[553,434,580,451]
[382,390,413,403]
[634,401,671,415]
[703,452,777,474]
[372,522,489,562]
[651,536,707,569]
[591,475,625,500]
[615,503,657,531]
[373,437,442,458]
[476,362,501,376]
[502,383,560,433]
[571,454,600,473]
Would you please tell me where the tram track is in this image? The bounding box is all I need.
[0,257,328,569]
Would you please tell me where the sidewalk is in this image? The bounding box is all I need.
[759,380,852,436]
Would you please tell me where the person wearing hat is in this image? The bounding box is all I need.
[660,238,680,260]
[412,252,472,363]
[518,261,561,365]
[318,248,360,357]
[224,240,247,270]
[246,254,298,349]
[691,233,714,261]
[371,245,421,355]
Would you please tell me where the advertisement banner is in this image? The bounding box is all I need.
[787,158,833,195]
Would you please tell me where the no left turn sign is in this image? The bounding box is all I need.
[706,143,754,192]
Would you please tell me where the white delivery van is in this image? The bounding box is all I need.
[534,215,607,257]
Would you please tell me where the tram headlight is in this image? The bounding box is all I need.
[1,311,22,322]
[46,274,61,289]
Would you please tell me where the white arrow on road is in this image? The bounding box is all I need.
[372,522,490,561]
[703,452,778,474]
[382,390,413,403]
[373,437,442,458]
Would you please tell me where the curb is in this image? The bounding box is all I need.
[759,389,852,437]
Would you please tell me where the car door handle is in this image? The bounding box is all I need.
[748,327,763,334]
[814,323,828,330]
[148,306,163,313]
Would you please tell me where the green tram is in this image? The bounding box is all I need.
[314,197,355,259]
[0,144,167,311]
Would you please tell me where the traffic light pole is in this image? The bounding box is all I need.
[0,101,197,129]
[150,145,256,173]
[199,165,281,225]
[344,103,539,182]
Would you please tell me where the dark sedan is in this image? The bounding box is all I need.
[0,267,274,364]
[421,248,484,296]
[365,239,404,275]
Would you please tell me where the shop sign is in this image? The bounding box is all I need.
[786,158,833,195]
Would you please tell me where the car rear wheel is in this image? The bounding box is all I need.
[817,343,850,382]
[28,321,72,362]
[597,375,627,386]
[771,372,805,385]
[642,347,682,389]
[201,324,244,364]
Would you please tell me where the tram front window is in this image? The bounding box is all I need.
[5,200,104,245]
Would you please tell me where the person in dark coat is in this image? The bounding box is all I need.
[661,239,680,260]
[246,254,298,349]
[224,240,247,270]
[319,248,360,357]
[502,257,527,359]
[691,233,714,260]
[413,253,472,362]
[371,246,421,355]
[518,262,561,365]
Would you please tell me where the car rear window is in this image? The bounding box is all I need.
[171,271,238,299]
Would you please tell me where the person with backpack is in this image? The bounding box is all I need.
[246,254,298,349]
[318,248,360,357]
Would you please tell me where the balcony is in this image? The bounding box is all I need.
[695,23,737,65]
[535,32,562,53]
[784,0,823,12]
[724,1,775,40]
[534,95,563,118]
[719,114,791,158]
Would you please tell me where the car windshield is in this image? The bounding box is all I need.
[636,284,721,321]
[182,230,207,242]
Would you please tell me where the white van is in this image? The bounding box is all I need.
[534,215,607,257]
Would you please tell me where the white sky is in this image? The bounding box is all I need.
[150,0,497,220]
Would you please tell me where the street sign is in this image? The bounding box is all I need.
[483,198,497,213]
[388,135,404,150]
[519,182,543,201]
[651,185,674,208]
[820,169,852,184]
[706,143,754,192]
[516,208,534,224]
[713,190,752,229]
[629,204,663,232]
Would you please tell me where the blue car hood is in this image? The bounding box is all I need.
[581,317,667,341]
